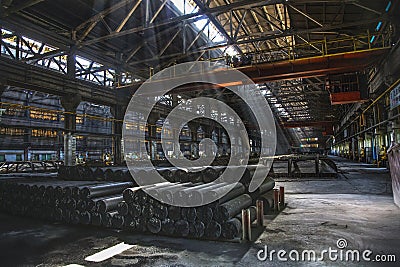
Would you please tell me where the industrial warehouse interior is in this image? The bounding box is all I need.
[0,0,399,266]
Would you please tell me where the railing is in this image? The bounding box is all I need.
[212,32,392,66]
[0,160,63,174]
[289,32,389,60]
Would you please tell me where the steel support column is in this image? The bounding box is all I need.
[111,105,126,165]
[67,48,77,79]
[202,125,214,158]
[61,94,81,166]
[188,122,199,158]
[147,113,160,160]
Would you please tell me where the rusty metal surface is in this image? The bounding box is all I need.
[330,91,363,105]
[388,143,400,207]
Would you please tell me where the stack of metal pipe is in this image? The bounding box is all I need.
[0,180,133,226]
[116,176,275,240]
[58,166,134,182]
[58,165,225,183]
[58,165,267,185]
[1,164,278,241]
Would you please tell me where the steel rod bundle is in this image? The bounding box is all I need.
[215,194,253,223]
[1,165,279,241]
[95,195,124,213]
[249,177,275,197]
[0,179,131,227]
[58,166,134,182]
[257,190,275,214]
[221,206,257,240]
[79,182,133,199]
[118,176,275,240]
[58,165,275,186]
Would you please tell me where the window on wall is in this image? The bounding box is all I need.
[163,127,172,138]
[16,154,23,161]
[43,154,53,160]
[76,115,84,124]
[181,125,191,137]
[0,155,5,162]
[30,109,58,120]
[301,138,319,142]
[0,127,25,136]
[31,129,57,138]
[139,124,147,132]
[300,144,319,148]
[4,107,25,117]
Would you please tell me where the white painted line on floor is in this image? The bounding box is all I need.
[63,264,86,267]
[85,242,135,263]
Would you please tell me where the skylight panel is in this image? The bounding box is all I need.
[170,0,237,56]
[171,0,198,14]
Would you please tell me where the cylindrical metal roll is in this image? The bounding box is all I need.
[161,218,175,235]
[221,206,257,239]
[168,206,181,221]
[147,217,162,233]
[96,195,123,213]
[208,182,245,204]
[181,208,197,223]
[174,220,190,237]
[91,212,102,226]
[79,182,133,199]
[196,206,213,224]
[79,211,91,225]
[216,194,252,223]
[204,220,221,239]
[189,221,205,238]
[117,201,129,216]
[249,177,275,197]
[111,214,125,228]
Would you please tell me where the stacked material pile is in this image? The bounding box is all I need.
[115,176,275,240]
[58,166,133,182]
[0,180,133,225]
[1,165,280,241]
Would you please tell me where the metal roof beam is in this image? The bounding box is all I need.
[233,9,247,41]
[288,4,323,27]
[75,0,135,32]
[149,0,169,24]
[125,44,144,63]
[159,28,182,56]
[186,20,211,52]
[352,2,382,15]
[22,49,64,63]
[115,0,142,32]
[80,0,286,47]
[230,16,386,45]
[126,15,385,65]
[191,0,244,56]
[1,0,44,17]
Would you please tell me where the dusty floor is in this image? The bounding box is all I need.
[0,156,398,266]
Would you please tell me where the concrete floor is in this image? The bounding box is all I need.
[0,156,398,266]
